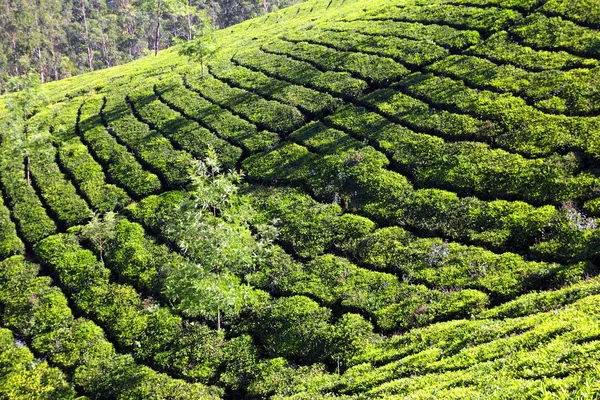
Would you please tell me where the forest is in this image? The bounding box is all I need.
[0,0,303,89]
[1,0,600,398]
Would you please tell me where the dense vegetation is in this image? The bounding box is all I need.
[0,0,303,89]
[1,0,600,398]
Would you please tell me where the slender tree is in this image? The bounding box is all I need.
[80,211,118,266]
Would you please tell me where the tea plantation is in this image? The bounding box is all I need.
[1,0,600,398]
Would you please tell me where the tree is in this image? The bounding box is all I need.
[80,211,118,266]
[177,9,217,76]
[162,149,273,329]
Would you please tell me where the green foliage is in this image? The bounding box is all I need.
[2,0,600,397]
[0,195,24,258]
[259,295,332,363]
[186,72,306,134]
[284,28,449,67]
[78,96,163,198]
[512,13,600,57]
[0,328,77,399]
[156,74,280,152]
[129,78,242,169]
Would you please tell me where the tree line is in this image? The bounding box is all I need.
[0,0,302,91]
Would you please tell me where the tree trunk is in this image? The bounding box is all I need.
[262,0,268,13]
[217,308,221,330]
[81,0,94,71]
[50,37,59,81]
[154,0,162,56]
[99,19,111,67]
[186,0,193,40]
[37,47,45,83]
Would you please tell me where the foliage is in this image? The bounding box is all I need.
[1,0,600,397]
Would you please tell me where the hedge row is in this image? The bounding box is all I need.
[411,0,541,11]
[233,49,369,99]
[0,255,220,398]
[185,72,305,134]
[78,96,162,198]
[359,87,492,140]
[58,139,131,212]
[361,4,523,32]
[262,39,410,84]
[155,74,280,153]
[283,29,448,67]
[127,190,487,332]
[242,141,572,252]
[128,78,242,169]
[95,200,383,370]
[246,186,585,299]
[210,61,342,117]
[260,136,598,263]
[288,121,364,154]
[395,73,600,158]
[541,0,600,28]
[480,275,600,319]
[0,129,56,244]
[24,112,91,226]
[340,296,600,397]
[0,193,24,259]
[102,92,193,188]
[328,19,481,50]
[512,13,600,57]
[44,98,131,212]
[284,254,490,331]
[35,231,257,385]
[345,97,600,205]
[428,54,600,116]
[0,327,76,399]
[467,32,599,72]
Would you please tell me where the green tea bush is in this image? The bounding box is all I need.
[0,133,56,244]
[233,49,368,99]
[156,74,279,152]
[0,195,24,258]
[0,328,76,399]
[186,72,305,134]
[211,61,342,117]
[541,0,600,27]
[78,97,162,197]
[428,55,600,115]
[129,80,242,169]
[468,31,598,71]
[58,139,131,211]
[335,101,599,205]
[0,255,220,398]
[512,13,600,57]
[283,29,448,67]
[328,19,480,50]
[262,39,410,84]
[396,73,600,158]
[362,4,522,31]
[103,93,193,188]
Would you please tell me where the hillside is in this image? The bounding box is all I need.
[1,0,600,398]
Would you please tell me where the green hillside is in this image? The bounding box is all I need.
[1,0,600,398]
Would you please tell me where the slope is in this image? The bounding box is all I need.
[0,0,599,398]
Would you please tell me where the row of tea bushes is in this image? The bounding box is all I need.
[0,255,220,398]
[155,74,280,153]
[467,32,599,71]
[78,96,162,198]
[128,78,242,169]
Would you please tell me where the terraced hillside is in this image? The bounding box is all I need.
[1,0,600,398]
